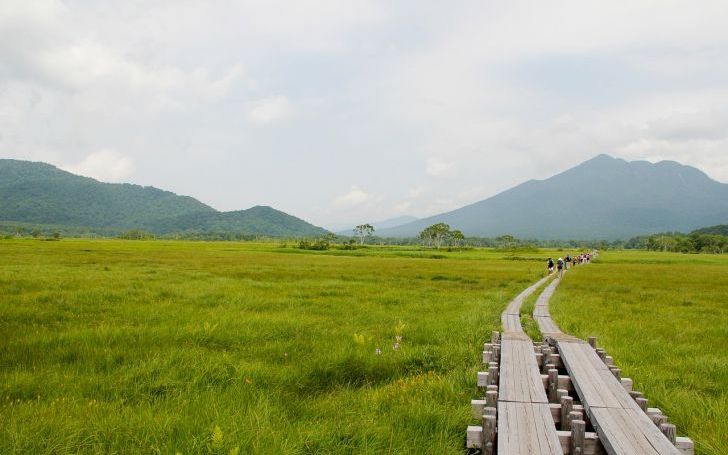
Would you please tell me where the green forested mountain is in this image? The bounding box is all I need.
[692,224,728,236]
[0,159,327,237]
[379,154,728,240]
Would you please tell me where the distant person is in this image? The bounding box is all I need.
[557,257,564,277]
[547,257,554,274]
[572,256,577,267]
[565,255,571,269]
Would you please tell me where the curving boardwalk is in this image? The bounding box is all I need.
[468,267,693,454]
[497,275,563,455]
[534,277,682,455]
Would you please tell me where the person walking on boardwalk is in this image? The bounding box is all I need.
[557,257,564,277]
[547,257,554,274]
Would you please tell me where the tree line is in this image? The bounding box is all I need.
[625,231,728,254]
[5,220,727,255]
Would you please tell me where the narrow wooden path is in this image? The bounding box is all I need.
[498,276,563,454]
[535,281,685,455]
[467,267,694,454]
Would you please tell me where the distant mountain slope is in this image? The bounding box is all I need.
[692,224,728,236]
[334,215,419,235]
[379,155,728,240]
[0,159,327,237]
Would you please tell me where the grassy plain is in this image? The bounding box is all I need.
[0,239,545,454]
[551,251,728,455]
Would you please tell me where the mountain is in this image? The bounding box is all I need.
[374,215,419,230]
[378,154,728,240]
[334,215,419,235]
[0,159,327,237]
[692,224,728,236]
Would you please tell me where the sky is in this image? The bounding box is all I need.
[2,1,728,230]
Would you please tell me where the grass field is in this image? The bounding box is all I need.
[2,242,726,454]
[0,239,545,454]
[551,251,728,455]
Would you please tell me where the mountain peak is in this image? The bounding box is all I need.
[378,154,728,240]
[579,153,625,167]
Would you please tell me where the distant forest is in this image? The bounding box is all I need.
[3,222,727,254]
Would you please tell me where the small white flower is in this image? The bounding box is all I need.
[393,342,400,350]
[395,335,402,342]
[375,348,382,356]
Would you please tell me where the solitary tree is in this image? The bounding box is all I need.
[419,223,451,248]
[450,229,465,247]
[496,234,516,249]
[353,224,375,244]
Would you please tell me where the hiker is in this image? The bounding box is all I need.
[547,257,554,274]
[565,254,571,269]
[557,257,564,277]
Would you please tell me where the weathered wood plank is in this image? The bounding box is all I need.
[532,274,682,455]
[498,401,564,454]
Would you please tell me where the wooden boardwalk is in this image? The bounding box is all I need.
[470,275,565,454]
[535,291,684,454]
[468,268,693,454]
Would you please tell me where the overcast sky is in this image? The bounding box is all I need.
[2,1,728,229]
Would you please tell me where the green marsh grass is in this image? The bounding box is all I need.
[551,251,728,455]
[0,239,545,454]
[519,276,553,341]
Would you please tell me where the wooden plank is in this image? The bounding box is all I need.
[503,275,553,317]
[498,401,564,454]
[503,312,522,332]
[591,407,680,454]
[500,338,549,403]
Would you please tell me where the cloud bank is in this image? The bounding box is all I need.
[2,0,728,227]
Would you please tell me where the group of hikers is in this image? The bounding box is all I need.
[547,252,596,277]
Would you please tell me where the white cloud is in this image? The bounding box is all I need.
[61,150,135,182]
[245,96,293,125]
[2,0,728,227]
[392,201,411,213]
[426,157,458,178]
[333,186,371,207]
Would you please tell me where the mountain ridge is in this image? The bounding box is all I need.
[0,159,327,237]
[379,154,728,240]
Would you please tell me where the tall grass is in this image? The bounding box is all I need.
[550,251,728,455]
[0,239,544,454]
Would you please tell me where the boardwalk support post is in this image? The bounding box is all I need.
[610,367,621,380]
[483,350,492,363]
[660,423,676,445]
[621,377,633,392]
[488,365,499,386]
[560,395,573,431]
[636,397,649,413]
[651,414,668,427]
[570,419,586,455]
[587,336,596,348]
[482,414,496,455]
[485,390,498,408]
[547,368,559,402]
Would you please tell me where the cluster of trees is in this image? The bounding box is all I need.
[298,233,338,250]
[418,223,465,248]
[118,230,155,240]
[625,232,728,254]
